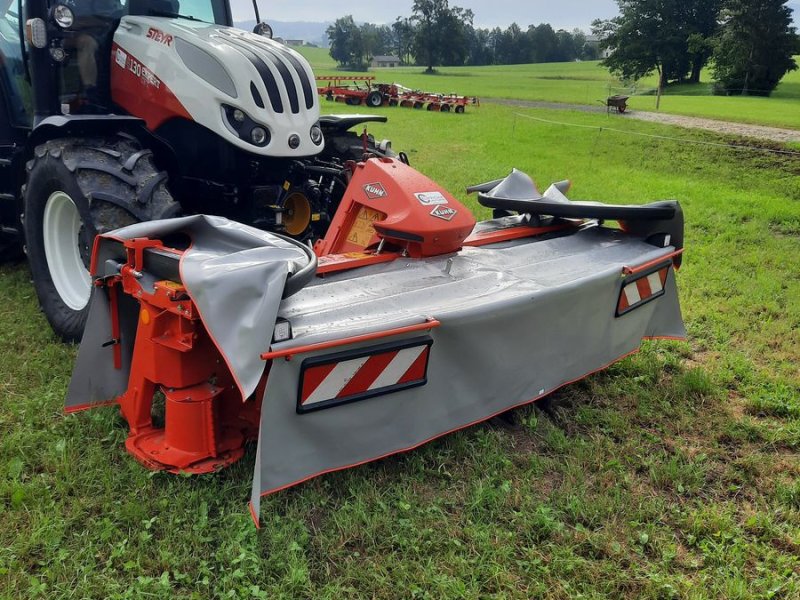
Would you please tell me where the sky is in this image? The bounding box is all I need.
[232,0,799,32]
[232,0,622,31]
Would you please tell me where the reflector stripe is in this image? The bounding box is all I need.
[368,346,428,391]
[300,361,337,403]
[337,351,397,398]
[299,341,432,410]
[617,265,671,316]
[647,272,663,294]
[303,356,370,406]
[624,282,641,306]
[396,347,430,385]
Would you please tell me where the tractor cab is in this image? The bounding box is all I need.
[5,0,234,122]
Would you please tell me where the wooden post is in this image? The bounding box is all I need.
[656,69,664,111]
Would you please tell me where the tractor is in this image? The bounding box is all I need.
[0,0,393,341]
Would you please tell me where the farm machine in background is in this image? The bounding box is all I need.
[1,0,686,524]
[317,76,478,113]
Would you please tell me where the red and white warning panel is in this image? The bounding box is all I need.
[617,263,671,316]
[297,337,433,413]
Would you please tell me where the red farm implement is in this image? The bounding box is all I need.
[317,76,385,107]
[316,77,478,113]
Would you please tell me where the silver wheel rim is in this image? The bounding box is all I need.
[42,191,91,311]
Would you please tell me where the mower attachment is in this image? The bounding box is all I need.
[65,163,685,526]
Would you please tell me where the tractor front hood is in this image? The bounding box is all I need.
[112,17,323,157]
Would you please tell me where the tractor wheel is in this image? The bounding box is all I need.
[441,104,451,113]
[23,136,180,342]
[366,91,383,107]
[413,101,424,109]
[455,105,465,114]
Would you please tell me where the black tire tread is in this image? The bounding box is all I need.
[23,135,179,341]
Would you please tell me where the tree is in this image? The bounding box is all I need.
[327,16,366,69]
[411,0,473,72]
[712,0,798,95]
[528,23,560,63]
[466,27,494,66]
[592,0,721,88]
[392,17,415,65]
[686,0,722,83]
[494,23,525,64]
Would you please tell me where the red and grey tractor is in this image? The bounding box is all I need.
[0,0,394,341]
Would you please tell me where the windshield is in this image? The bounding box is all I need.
[127,0,231,25]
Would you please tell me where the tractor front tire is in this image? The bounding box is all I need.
[23,136,179,342]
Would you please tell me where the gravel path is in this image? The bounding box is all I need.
[488,98,800,143]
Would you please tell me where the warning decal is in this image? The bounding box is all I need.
[346,206,385,247]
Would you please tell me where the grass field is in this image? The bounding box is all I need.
[299,46,800,131]
[1,103,800,598]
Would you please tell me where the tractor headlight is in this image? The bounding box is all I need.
[310,124,323,146]
[52,4,74,28]
[222,104,271,147]
[251,127,268,145]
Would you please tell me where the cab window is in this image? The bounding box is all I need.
[0,0,33,126]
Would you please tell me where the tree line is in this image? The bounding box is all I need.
[593,0,799,96]
[326,2,600,72]
[326,0,798,96]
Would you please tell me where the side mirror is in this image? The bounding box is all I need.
[253,22,273,39]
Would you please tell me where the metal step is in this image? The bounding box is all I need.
[0,193,15,201]
[0,158,11,167]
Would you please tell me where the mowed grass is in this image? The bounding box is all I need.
[1,103,800,598]
[299,47,800,130]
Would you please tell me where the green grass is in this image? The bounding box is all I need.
[298,48,800,130]
[2,104,800,598]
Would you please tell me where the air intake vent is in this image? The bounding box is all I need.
[273,46,315,110]
[251,82,265,108]
[258,47,299,113]
[224,39,284,113]
[245,36,315,113]
[218,30,316,115]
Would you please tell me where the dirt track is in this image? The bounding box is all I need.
[488,98,800,143]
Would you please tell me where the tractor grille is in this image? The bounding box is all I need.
[218,30,314,115]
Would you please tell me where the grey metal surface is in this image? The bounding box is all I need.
[274,225,677,347]
[250,225,685,515]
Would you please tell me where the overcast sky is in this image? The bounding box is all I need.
[232,0,798,31]
[233,0,621,30]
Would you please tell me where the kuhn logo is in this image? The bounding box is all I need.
[430,205,457,221]
[363,182,388,199]
[147,27,174,46]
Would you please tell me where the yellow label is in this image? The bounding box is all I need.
[311,213,321,222]
[282,181,291,191]
[346,206,384,247]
